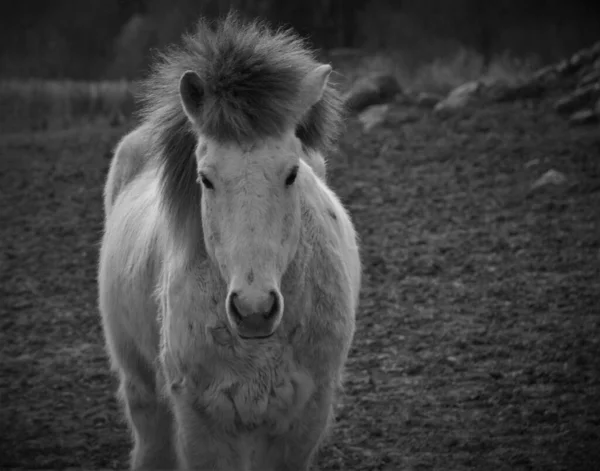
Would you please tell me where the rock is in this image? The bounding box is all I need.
[531,169,567,190]
[569,109,599,126]
[555,96,578,115]
[518,41,600,90]
[493,80,545,102]
[488,40,600,126]
[357,104,389,132]
[415,92,442,108]
[344,74,402,114]
[556,56,585,77]
[434,81,482,114]
[386,108,421,125]
[554,84,600,115]
[570,51,589,71]
[578,70,600,89]
[532,64,557,83]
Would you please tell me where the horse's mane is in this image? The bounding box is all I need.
[137,12,344,238]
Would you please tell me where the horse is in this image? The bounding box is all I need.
[98,12,361,471]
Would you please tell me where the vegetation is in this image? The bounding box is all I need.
[1,0,598,134]
[2,0,599,80]
[0,80,135,134]
[0,46,542,135]
[338,48,540,95]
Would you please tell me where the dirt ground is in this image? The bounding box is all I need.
[1,98,599,470]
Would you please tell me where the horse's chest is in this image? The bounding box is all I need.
[162,319,313,433]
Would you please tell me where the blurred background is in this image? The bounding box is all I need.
[1,0,599,132]
[2,0,600,79]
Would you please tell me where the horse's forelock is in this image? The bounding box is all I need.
[140,12,343,150]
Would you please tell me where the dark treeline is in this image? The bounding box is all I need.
[2,0,600,79]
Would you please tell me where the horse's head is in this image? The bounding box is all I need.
[179,64,332,339]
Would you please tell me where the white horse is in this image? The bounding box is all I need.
[98,13,361,471]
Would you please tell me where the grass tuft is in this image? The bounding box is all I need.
[0,80,136,134]
[0,47,540,134]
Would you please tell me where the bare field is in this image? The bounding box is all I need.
[0,99,599,470]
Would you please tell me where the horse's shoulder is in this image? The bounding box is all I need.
[300,166,355,242]
[104,124,155,217]
[299,166,361,306]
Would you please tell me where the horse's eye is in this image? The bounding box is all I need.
[198,172,214,190]
[285,166,299,187]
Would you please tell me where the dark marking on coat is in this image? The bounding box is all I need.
[281,213,293,243]
[170,378,185,394]
[210,323,234,347]
[208,214,221,244]
[327,209,337,221]
[247,269,254,285]
[209,230,220,244]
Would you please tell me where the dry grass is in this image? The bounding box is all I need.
[336,47,540,95]
[0,80,136,134]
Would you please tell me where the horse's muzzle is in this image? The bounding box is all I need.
[227,289,282,339]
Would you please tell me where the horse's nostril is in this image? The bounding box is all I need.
[229,292,243,322]
[265,290,278,319]
[227,289,282,339]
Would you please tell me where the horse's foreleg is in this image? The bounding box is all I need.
[102,305,176,468]
[169,389,245,471]
[118,368,177,470]
[104,318,176,471]
[264,386,335,471]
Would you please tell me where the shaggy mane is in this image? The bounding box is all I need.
[137,11,344,239]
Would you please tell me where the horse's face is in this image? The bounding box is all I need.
[196,134,303,338]
[179,64,332,339]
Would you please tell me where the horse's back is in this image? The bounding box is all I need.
[104,124,154,219]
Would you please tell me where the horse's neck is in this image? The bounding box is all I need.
[293,165,332,277]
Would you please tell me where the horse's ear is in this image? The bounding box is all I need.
[179,70,205,122]
[299,64,332,112]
